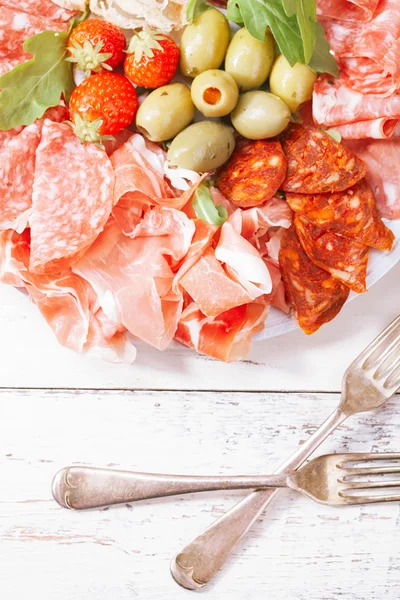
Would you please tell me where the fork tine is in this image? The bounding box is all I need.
[339,465,400,477]
[336,452,400,467]
[339,480,400,489]
[370,339,400,378]
[384,363,400,392]
[338,493,400,505]
[351,315,400,367]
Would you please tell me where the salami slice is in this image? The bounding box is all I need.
[0,0,76,21]
[317,0,380,22]
[281,125,366,194]
[279,227,349,334]
[335,118,398,140]
[30,120,115,273]
[0,122,42,231]
[294,215,369,293]
[286,179,395,251]
[0,7,69,76]
[216,139,287,208]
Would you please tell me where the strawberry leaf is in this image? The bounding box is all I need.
[0,30,74,131]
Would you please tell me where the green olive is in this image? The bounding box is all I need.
[231,91,291,139]
[225,28,275,91]
[180,8,230,78]
[190,70,239,117]
[269,55,318,113]
[135,83,195,142]
[167,121,235,172]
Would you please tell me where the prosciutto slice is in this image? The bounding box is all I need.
[175,301,268,362]
[73,208,195,351]
[111,133,204,235]
[0,229,135,362]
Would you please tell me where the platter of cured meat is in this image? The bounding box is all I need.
[0,0,399,363]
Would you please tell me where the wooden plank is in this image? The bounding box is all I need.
[0,265,398,392]
[1,390,399,600]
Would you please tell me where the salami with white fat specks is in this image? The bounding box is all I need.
[0,6,70,76]
[0,0,76,21]
[279,227,350,334]
[0,123,42,231]
[29,120,115,274]
[294,214,369,293]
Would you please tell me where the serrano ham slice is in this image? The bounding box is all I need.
[281,125,366,194]
[30,120,115,273]
[286,180,395,251]
[279,227,350,334]
[294,215,369,293]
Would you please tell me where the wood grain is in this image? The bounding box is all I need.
[1,390,399,600]
[0,265,398,392]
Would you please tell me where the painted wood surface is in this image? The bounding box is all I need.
[1,390,400,600]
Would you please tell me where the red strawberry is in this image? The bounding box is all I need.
[124,30,180,89]
[68,73,138,145]
[67,19,126,77]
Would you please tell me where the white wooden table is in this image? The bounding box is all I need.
[1,265,399,600]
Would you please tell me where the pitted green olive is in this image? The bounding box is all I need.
[180,9,230,78]
[269,55,318,112]
[231,91,291,139]
[190,70,239,117]
[225,28,275,91]
[135,83,195,142]
[167,121,236,172]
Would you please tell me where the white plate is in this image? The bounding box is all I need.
[256,219,400,340]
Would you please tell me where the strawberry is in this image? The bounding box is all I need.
[124,30,180,89]
[68,73,138,145]
[67,19,126,77]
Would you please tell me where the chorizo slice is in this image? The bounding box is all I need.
[279,227,349,335]
[294,214,369,294]
[216,139,287,208]
[286,179,395,251]
[281,124,367,194]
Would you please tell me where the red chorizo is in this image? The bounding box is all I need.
[281,125,367,193]
[294,215,369,294]
[279,227,349,334]
[286,179,394,251]
[217,139,287,208]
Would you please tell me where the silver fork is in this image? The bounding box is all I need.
[52,453,400,508]
[171,315,400,590]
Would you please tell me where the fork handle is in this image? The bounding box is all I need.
[52,466,289,510]
[171,406,348,590]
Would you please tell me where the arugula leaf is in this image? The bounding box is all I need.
[192,184,228,227]
[186,0,211,23]
[236,0,305,65]
[282,0,296,15]
[226,0,244,24]
[323,128,342,143]
[295,0,316,63]
[308,22,340,77]
[0,30,74,131]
